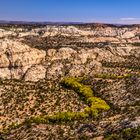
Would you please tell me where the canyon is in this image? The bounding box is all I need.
[0,23,140,140]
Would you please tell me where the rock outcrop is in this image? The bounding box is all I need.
[44,46,140,79]
[24,65,46,82]
[0,39,46,81]
[0,38,139,81]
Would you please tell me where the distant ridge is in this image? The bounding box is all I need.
[0,20,140,27]
[0,20,84,25]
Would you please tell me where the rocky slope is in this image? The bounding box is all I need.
[0,23,140,140]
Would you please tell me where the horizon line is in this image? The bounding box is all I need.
[0,20,140,25]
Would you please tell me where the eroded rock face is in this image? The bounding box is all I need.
[0,24,140,82]
[47,47,76,61]
[0,39,46,80]
[0,29,17,38]
[40,25,140,44]
[24,65,46,82]
[121,31,135,39]
[0,38,139,82]
[44,46,140,79]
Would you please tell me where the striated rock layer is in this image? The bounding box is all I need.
[0,39,46,81]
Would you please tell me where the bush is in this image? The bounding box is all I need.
[61,77,110,117]
[87,97,110,110]
[48,112,75,122]
[61,77,93,98]
[84,107,99,117]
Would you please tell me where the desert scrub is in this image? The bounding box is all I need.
[102,61,140,70]
[48,111,89,123]
[104,126,140,140]
[61,77,93,99]
[61,77,110,117]
[22,111,89,125]
[86,97,110,110]
[94,74,133,79]
[1,77,110,132]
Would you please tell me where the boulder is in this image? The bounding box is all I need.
[24,65,46,82]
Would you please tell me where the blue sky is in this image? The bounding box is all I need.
[0,0,140,24]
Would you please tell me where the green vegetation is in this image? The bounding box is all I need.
[87,97,110,110]
[22,77,110,126]
[61,77,110,117]
[24,111,89,125]
[61,77,93,99]
[2,77,110,133]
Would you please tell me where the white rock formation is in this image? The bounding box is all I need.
[24,65,46,82]
[121,31,135,39]
[0,39,46,81]
[0,29,17,37]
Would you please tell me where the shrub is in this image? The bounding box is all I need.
[61,77,110,118]
[48,112,75,123]
[84,107,99,117]
[87,97,110,110]
[61,77,93,99]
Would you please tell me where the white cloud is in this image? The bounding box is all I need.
[120,17,140,21]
